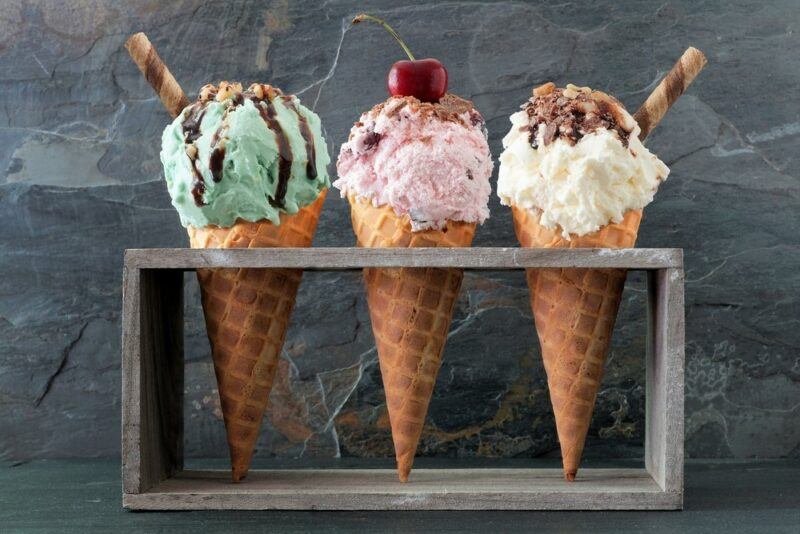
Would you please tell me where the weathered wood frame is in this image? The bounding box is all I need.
[121,248,684,511]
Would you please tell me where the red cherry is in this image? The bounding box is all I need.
[388,59,448,102]
[353,13,448,102]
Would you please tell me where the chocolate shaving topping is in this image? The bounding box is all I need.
[365,93,484,127]
[524,88,631,148]
[543,122,558,146]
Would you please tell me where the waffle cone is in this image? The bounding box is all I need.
[347,193,475,482]
[511,205,641,481]
[187,191,326,482]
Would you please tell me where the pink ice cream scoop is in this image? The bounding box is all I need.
[335,94,493,231]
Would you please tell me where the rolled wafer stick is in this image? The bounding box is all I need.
[125,32,190,118]
[634,46,707,141]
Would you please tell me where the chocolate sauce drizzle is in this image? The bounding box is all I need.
[252,96,293,208]
[282,95,317,180]
[181,102,206,143]
[180,84,309,210]
[209,143,225,182]
[189,163,205,206]
[181,102,208,206]
[208,105,234,184]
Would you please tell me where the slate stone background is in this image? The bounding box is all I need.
[1,0,798,462]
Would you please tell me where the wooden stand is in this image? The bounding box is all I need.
[121,248,684,510]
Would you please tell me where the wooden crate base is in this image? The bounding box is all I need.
[124,468,680,510]
[122,248,685,511]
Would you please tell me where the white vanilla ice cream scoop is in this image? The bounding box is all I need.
[498,83,669,238]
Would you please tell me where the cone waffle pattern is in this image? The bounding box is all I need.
[512,205,641,481]
[187,191,326,482]
[347,193,475,482]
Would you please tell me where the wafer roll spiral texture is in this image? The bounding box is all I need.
[633,47,707,140]
[125,32,190,118]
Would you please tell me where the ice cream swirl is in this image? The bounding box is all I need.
[335,94,493,231]
[160,82,330,228]
[498,83,669,238]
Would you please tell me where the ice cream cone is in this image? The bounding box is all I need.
[187,191,326,482]
[347,192,475,482]
[512,205,641,481]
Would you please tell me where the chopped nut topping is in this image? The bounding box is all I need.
[577,100,598,114]
[249,83,265,100]
[199,84,218,101]
[198,82,290,106]
[185,144,198,158]
[563,83,592,100]
[246,83,282,101]
[533,82,556,97]
[215,81,242,102]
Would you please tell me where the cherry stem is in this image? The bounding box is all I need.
[352,13,415,61]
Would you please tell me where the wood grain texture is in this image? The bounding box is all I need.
[120,265,141,493]
[124,33,189,119]
[645,268,685,499]
[123,468,681,511]
[646,270,666,490]
[122,269,184,493]
[124,248,682,270]
[662,268,686,495]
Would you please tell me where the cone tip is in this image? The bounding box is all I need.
[397,458,411,482]
[232,468,247,483]
[565,470,576,482]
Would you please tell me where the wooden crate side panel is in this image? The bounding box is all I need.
[121,264,141,493]
[645,268,685,496]
[662,268,685,496]
[125,269,184,493]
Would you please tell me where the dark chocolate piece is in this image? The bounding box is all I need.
[362,130,382,151]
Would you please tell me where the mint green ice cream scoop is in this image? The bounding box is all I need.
[160,82,330,228]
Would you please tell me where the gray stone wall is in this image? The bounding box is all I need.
[1,0,798,461]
